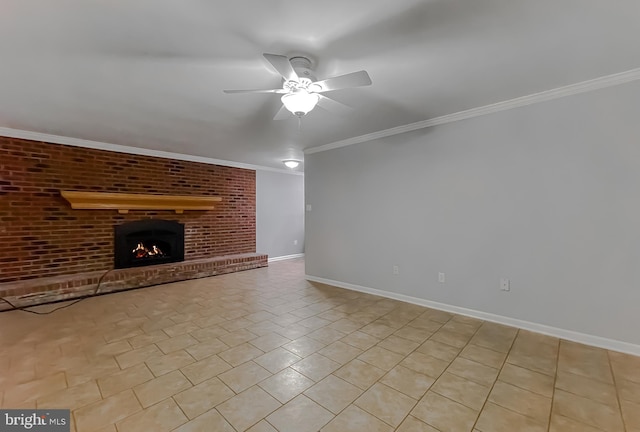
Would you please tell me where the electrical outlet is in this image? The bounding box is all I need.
[438,272,446,283]
[500,278,510,291]
[393,265,399,275]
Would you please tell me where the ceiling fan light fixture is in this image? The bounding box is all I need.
[283,160,300,169]
[281,91,320,117]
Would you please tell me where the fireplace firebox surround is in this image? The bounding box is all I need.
[114,219,185,269]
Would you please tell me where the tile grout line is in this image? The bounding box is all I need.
[294,305,443,429]
[546,337,561,432]
[339,308,450,430]
[607,350,628,432]
[168,394,191,431]
[551,342,622,432]
[406,315,485,431]
[469,327,520,432]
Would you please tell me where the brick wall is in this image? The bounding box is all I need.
[0,136,256,283]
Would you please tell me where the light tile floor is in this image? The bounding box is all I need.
[1,258,639,431]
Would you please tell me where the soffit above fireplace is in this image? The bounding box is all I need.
[61,190,222,214]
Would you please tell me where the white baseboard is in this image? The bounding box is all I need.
[305,274,640,356]
[268,253,305,263]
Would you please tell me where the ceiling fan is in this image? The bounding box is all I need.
[223,53,372,120]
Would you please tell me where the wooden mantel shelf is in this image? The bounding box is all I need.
[61,191,222,214]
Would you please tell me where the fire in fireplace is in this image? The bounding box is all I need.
[132,242,165,259]
[114,219,185,269]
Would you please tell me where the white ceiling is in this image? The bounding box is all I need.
[1,0,639,171]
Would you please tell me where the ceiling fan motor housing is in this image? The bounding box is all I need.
[289,56,316,82]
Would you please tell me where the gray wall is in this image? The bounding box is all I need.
[305,80,640,346]
[256,170,305,259]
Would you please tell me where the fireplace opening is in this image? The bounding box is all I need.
[114,219,184,269]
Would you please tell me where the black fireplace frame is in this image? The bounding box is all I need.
[114,219,185,269]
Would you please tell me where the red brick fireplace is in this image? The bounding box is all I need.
[0,136,267,309]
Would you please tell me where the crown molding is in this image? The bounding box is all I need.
[305,67,640,155]
[5,67,639,167]
[0,127,304,176]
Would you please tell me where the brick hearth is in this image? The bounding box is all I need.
[0,253,267,311]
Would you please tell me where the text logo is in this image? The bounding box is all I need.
[0,410,69,432]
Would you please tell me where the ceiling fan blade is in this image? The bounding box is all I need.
[314,70,372,92]
[223,88,287,94]
[273,104,293,121]
[317,95,353,115]
[263,53,299,82]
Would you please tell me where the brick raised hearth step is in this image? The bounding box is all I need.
[0,253,268,311]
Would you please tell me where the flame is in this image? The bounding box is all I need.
[132,242,164,259]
